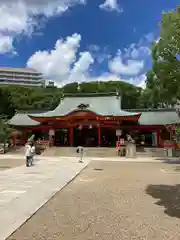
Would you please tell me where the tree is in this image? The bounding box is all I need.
[0,80,145,114]
[0,117,13,152]
[146,6,180,107]
[0,85,62,111]
[175,126,180,143]
[0,88,15,118]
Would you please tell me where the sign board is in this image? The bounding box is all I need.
[120,138,125,145]
[116,129,122,136]
[163,140,175,149]
[49,129,55,136]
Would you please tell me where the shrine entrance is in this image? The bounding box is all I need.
[73,127,98,147]
[54,129,69,146]
[100,128,116,147]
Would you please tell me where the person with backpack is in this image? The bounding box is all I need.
[24,142,32,167]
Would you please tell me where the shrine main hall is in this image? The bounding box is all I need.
[8,92,180,148]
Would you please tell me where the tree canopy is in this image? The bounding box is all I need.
[0,81,146,119]
[145,6,180,107]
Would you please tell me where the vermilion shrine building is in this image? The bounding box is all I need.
[8,93,180,147]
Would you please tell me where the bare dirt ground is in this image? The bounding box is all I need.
[0,157,25,170]
[8,161,180,240]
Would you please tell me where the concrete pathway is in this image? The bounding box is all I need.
[0,157,90,240]
[0,154,179,239]
[0,153,179,163]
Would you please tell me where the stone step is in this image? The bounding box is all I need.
[8,146,24,155]
[43,147,166,158]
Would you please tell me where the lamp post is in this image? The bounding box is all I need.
[77,84,81,92]
[176,106,180,118]
[175,106,180,149]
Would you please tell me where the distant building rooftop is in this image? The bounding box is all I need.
[0,67,40,74]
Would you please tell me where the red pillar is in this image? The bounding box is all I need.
[156,130,160,147]
[98,125,101,147]
[69,127,73,146]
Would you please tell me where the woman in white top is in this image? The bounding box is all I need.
[25,143,32,167]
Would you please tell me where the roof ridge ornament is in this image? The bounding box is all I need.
[116,87,121,99]
[77,103,89,110]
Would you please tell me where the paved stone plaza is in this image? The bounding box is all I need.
[0,156,90,240]
[1,157,180,240]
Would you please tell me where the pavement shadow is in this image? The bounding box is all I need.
[0,166,11,169]
[156,158,180,164]
[146,184,180,218]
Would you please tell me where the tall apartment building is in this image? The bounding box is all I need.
[0,67,45,87]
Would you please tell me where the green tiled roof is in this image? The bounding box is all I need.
[138,110,180,125]
[8,103,180,127]
[28,95,139,118]
[8,113,40,126]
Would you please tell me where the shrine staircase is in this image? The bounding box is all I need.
[42,146,166,158]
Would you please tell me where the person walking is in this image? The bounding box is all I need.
[126,133,136,158]
[30,142,36,166]
[24,142,32,167]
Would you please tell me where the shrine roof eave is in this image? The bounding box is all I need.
[8,113,40,127]
[7,111,180,127]
[28,110,141,119]
[28,94,141,119]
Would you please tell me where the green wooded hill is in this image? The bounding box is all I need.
[0,81,152,119]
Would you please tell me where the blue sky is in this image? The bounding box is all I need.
[0,0,179,87]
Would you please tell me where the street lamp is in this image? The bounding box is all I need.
[77,84,81,92]
[175,106,180,148]
[176,106,180,118]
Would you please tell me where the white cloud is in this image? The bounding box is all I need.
[130,74,147,89]
[124,34,153,60]
[108,33,155,77]
[0,35,14,54]
[27,33,100,86]
[124,45,151,59]
[0,0,85,54]
[27,33,122,86]
[119,32,156,64]
[99,0,122,12]
[27,33,82,82]
[27,33,151,88]
[144,32,155,43]
[88,45,111,64]
[88,44,100,52]
[68,51,94,83]
[108,50,144,76]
